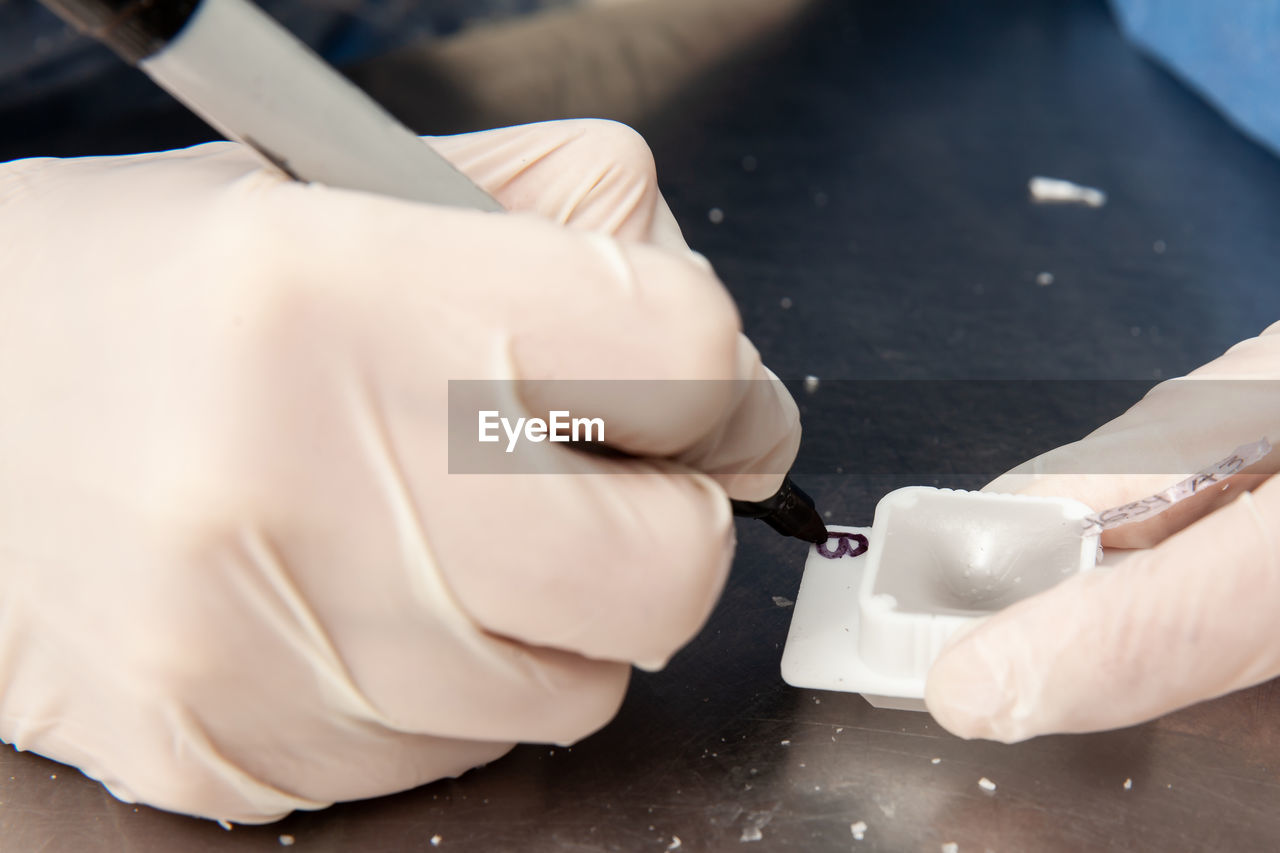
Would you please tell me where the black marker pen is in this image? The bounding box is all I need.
[38,0,828,543]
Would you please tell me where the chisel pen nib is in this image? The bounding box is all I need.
[731,476,828,544]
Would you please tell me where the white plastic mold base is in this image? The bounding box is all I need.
[781,488,1098,711]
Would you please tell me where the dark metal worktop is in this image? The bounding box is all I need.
[3,0,1280,849]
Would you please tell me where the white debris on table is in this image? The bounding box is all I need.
[667,836,682,850]
[941,843,959,853]
[1124,778,1133,790]
[851,820,868,841]
[708,207,725,224]
[740,809,774,843]
[803,375,820,393]
[430,835,442,846]
[978,777,997,793]
[772,595,794,608]
[931,757,942,765]
[1028,176,1107,207]
[780,296,793,309]
[1036,271,1054,286]
[278,836,296,847]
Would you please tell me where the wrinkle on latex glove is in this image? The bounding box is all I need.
[426,119,689,250]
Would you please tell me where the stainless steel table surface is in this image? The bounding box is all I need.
[3,0,1280,850]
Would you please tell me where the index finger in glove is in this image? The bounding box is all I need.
[926,473,1280,742]
[423,122,799,499]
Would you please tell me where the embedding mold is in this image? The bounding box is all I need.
[781,487,1099,711]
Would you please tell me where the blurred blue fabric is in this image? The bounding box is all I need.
[1110,0,1280,157]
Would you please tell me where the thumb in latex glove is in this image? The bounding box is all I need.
[0,120,801,822]
[925,322,1280,742]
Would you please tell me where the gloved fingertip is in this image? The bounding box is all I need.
[633,656,670,674]
[685,249,714,273]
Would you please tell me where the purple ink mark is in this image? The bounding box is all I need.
[817,532,868,560]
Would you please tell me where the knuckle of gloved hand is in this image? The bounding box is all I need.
[610,474,734,653]
[571,119,659,191]
[638,251,741,374]
[201,199,362,369]
[640,258,743,430]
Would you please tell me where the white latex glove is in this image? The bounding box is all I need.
[0,120,800,822]
[926,322,1280,742]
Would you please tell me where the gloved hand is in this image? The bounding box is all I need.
[0,119,800,822]
[925,322,1280,741]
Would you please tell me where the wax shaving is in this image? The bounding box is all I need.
[739,809,774,843]
[1028,176,1107,207]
